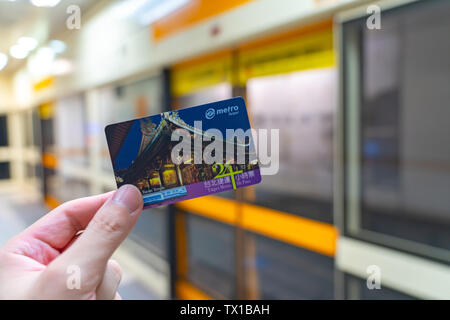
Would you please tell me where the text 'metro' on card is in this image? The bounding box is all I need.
[105,97,261,208]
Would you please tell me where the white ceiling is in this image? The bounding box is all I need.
[0,0,98,74]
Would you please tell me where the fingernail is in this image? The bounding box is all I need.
[111,185,142,213]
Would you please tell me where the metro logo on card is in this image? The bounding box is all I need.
[105,97,261,208]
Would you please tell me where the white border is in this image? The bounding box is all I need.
[336,237,450,299]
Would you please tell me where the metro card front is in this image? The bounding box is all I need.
[105,97,261,208]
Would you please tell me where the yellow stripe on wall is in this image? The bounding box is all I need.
[39,102,54,120]
[171,51,233,97]
[33,77,54,91]
[237,28,335,84]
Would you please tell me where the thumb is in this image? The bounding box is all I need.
[49,185,143,290]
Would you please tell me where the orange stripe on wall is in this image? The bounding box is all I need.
[176,196,338,257]
[42,153,58,169]
[153,0,253,41]
[241,203,338,257]
[176,196,238,225]
[175,212,188,277]
[176,280,212,300]
[44,195,60,210]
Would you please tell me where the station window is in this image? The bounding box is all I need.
[25,163,38,179]
[21,109,41,148]
[41,117,55,152]
[0,162,10,180]
[23,111,32,147]
[55,95,89,168]
[47,175,91,203]
[32,109,41,147]
[0,115,8,147]
[186,213,236,299]
[246,68,336,223]
[244,233,334,299]
[129,208,168,259]
[342,0,450,261]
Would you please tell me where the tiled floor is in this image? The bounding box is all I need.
[0,192,158,300]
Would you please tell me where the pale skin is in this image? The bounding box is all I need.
[0,184,143,300]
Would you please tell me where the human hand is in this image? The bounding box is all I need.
[0,184,143,300]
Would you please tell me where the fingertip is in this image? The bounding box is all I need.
[111,184,143,214]
[108,259,122,280]
[96,259,123,300]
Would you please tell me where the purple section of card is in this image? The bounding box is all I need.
[144,168,261,208]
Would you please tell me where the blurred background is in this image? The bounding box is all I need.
[0,0,449,300]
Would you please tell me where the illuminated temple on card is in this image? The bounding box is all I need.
[106,111,259,194]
